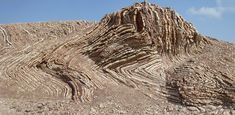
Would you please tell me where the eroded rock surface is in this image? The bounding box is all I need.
[0,2,234,114]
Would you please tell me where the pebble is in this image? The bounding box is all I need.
[119,110,126,114]
[90,107,97,114]
[187,106,199,111]
[206,105,216,110]
[198,107,205,112]
[99,103,105,109]
[222,109,231,115]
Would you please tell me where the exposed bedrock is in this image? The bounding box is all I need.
[85,2,209,67]
[84,2,234,108]
[0,2,234,113]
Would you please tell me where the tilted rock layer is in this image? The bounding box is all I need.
[0,2,234,114]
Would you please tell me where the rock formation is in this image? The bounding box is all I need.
[0,2,234,114]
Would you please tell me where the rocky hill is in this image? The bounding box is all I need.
[0,2,234,114]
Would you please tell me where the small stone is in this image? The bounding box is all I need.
[210,109,219,115]
[198,107,205,112]
[166,106,174,112]
[222,109,231,115]
[90,107,97,114]
[25,109,31,112]
[231,110,235,115]
[119,110,126,114]
[207,105,216,110]
[37,103,44,109]
[188,59,195,63]
[109,109,115,114]
[187,106,199,111]
[99,103,105,109]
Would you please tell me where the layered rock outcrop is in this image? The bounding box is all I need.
[0,2,234,114]
[86,2,208,67]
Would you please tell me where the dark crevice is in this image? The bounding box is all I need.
[36,61,81,101]
[136,11,144,32]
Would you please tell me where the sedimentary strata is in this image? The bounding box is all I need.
[0,2,234,114]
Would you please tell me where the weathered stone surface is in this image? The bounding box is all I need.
[0,2,234,114]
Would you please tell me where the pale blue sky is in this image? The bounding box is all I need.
[0,0,234,43]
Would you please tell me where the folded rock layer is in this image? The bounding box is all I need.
[0,2,234,114]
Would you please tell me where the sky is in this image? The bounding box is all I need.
[0,0,234,43]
